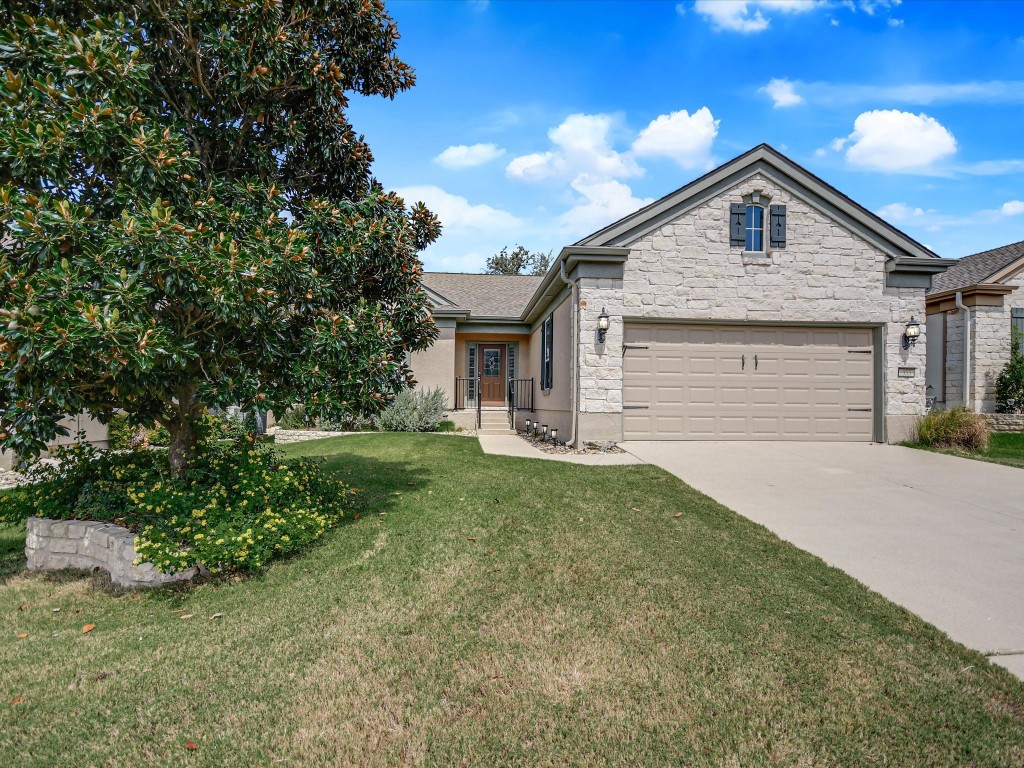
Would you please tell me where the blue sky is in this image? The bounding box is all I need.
[349,0,1024,272]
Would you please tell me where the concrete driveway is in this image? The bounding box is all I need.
[622,441,1024,678]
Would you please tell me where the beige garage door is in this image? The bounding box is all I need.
[623,324,874,441]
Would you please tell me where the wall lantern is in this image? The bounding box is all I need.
[902,317,921,349]
[550,428,558,443]
[597,308,610,343]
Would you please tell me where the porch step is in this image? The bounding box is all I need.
[478,428,516,436]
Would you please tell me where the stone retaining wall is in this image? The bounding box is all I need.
[25,517,196,588]
[984,414,1024,433]
[271,429,354,444]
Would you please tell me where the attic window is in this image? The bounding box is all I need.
[745,204,764,252]
[730,200,786,251]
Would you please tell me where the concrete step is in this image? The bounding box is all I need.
[478,428,516,436]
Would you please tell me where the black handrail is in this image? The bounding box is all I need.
[507,378,535,428]
[453,377,474,411]
[476,376,481,430]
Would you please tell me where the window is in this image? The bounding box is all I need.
[1012,308,1024,351]
[482,348,500,377]
[541,313,554,390]
[745,204,764,252]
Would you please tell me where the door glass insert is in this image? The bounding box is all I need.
[483,349,501,377]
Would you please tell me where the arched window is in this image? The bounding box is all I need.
[745,204,764,252]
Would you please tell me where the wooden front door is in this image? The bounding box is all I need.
[479,344,506,406]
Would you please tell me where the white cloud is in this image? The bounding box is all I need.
[783,80,1024,106]
[560,176,654,234]
[395,185,521,234]
[1001,200,1024,216]
[693,0,820,34]
[506,113,641,182]
[834,110,957,172]
[632,107,719,170]
[888,17,904,27]
[876,202,925,222]
[761,78,804,108]
[434,143,505,170]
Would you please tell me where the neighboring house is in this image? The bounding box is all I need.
[413,144,953,444]
[925,240,1024,412]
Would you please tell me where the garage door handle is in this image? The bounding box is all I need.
[754,354,758,370]
[623,405,650,409]
[741,354,745,370]
[848,350,871,354]
[847,408,872,412]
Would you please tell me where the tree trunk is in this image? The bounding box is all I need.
[166,384,202,478]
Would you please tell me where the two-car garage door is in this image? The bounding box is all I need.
[622,324,875,441]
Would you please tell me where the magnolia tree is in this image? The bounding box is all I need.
[0,1,440,475]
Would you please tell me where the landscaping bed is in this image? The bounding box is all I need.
[2,434,1023,766]
[907,431,1024,470]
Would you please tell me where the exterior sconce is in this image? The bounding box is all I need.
[550,428,558,443]
[597,308,610,343]
[902,317,921,349]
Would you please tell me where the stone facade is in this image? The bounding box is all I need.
[984,413,1024,433]
[572,172,929,444]
[271,428,356,444]
[941,270,1023,412]
[25,517,196,588]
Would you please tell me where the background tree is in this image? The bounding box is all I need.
[484,245,552,276]
[0,1,440,475]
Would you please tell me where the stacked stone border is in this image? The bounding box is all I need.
[984,414,1024,433]
[25,517,196,588]
[271,429,356,444]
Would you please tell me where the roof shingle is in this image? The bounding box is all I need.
[928,240,1024,295]
[422,272,543,319]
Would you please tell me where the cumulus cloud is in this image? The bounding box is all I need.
[761,78,804,108]
[632,107,719,170]
[506,113,641,182]
[559,175,654,234]
[434,143,505,170]
[876,202,925,222]
[1001,200,1024,216]
[832,110,957,172]
[395,185,521,234]
[694,0,820,34]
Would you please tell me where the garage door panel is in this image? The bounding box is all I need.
[622,323,874,441]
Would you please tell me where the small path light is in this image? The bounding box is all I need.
[525,419,532,432]
[597,307,610,343]
[902,317,921,349]
[542,424,548,438]
[550,428,558,443]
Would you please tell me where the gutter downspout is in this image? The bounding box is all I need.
[955,291,971,409]
[558,257,579,447]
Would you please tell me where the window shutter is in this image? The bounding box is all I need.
[1012,308,1024,343]
[547,315,553,389]
[769,204,786,249]
[729,203,746,247]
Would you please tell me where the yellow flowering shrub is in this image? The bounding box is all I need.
[1,440,352,574]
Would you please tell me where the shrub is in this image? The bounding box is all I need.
[1,439,352,574]
[373,387,448,432]
[995,331,1024,414]
[107,414,145,451]
[276,406,310,430]
[914,407,990,452]
[318,414,375,432]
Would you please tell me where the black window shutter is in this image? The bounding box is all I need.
[545,315,554,389]
[729,203,745,247]
[769,204,786,249]
[1012,308,1024,340]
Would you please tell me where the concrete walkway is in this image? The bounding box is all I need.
[622,441,1024,679]
[477,434,643,465]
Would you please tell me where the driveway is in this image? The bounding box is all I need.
[622,441,1024,678]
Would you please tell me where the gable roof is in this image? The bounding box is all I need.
[577,143,942,261]
[927,240,1024,295]
[421,272,544,319]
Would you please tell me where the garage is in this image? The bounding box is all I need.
[622,323,876,441]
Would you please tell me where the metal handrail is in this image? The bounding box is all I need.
[476,376,481,430]
[507,378,535,428]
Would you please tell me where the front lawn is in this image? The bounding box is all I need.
[2,434,1023,766]
[906,432,1024,470]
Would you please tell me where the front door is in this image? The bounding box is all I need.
[479,344,506,406]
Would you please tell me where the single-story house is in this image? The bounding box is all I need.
[925,240,1024,412]
[413,144,954,445]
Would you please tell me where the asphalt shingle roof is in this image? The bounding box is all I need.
[422,272,544,319]
[929,240,1024,295]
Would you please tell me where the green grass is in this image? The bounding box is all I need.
[906,432,1024,469]
[2,434,1024,766]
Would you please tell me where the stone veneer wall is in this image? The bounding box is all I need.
[25,517,196,588]
[984,413,1024,433]
[573,171,929,444]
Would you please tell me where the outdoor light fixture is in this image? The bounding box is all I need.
[597,307,610,343]
[550,428,558,443]
[902,317,921,349]
[542,424,548,437]
[526,419,532,432]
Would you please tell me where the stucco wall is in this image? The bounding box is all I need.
[572,171,929,444]
[410,324,455,404]
[524,294,573,437]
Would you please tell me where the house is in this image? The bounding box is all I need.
[412,144,953,444]
[925,240,1024,412]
